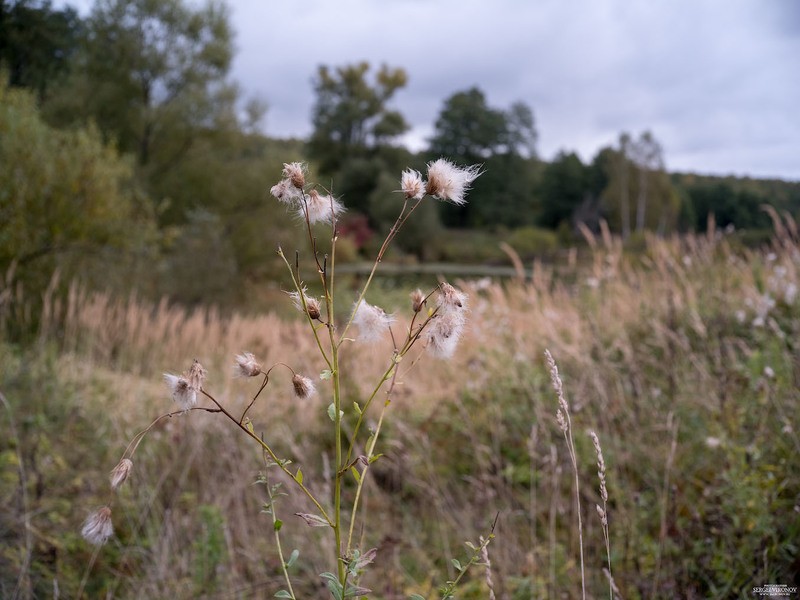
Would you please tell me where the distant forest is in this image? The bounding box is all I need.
[3,0,800,308]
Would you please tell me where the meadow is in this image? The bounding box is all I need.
[2,222,799,599]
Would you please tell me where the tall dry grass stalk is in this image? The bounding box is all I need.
[545,349,586,600]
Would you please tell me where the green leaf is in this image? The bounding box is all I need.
[274,519,283,532]
[320,572,343,600]
[286,549,299,568]
[451,558,463,571]
[350,466,361,484]
[320,369,333,380]
[244,418,255,433]
[368,453,383,464]
[295,468,303,485]
[353,401,362,415]
[275,591,293,598]
[327,403,344,422]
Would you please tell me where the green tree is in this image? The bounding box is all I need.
[429,87,537,162]
[429,87,539,228]
[0,84,157,298]
[0,0,82,100]
[308,62,409,178]
[45,0,237,216]
[536,151,588,229]
[428,87,507,162]
[601,131,681,235]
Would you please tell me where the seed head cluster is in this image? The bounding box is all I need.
[425,283,469,359]
[269,162,345,225]
[271,159,482,218]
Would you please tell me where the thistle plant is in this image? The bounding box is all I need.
[82,158,492,596]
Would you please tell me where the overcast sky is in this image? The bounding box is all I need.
[65,0,800,180]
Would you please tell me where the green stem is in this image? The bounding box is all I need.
[346,394,391,554]
[344,360,397,468]
[278,248,332,369]
[440,534,495,599]
[265,466,297,599]
[338,199,423,344]
[200,390,333,526]
[332,332,344,582]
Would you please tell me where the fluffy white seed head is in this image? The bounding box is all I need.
[425,158,482,206]
[400,169,425,200]
[352,301,395,342]
[164,373,197,411]
[234,352,262,378]
[438,282,468,313]
[292,374,316,399]
[271,179,302,204]
[300,189,345,225]
[109,458,133,490]
[425,311,465,359]
[282,162,307,189]
[81,506,114,546]
[287,288,322,320]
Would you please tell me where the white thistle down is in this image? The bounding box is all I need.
[425,283,468,359]
[400,168,425,200]
[109,458,133,490]
[425,158,482,206]
[81,507,114,546]
[163,373,197,411]
[291,374,317,399]
[352,301,395,342]
[270,179,302,204]
[287,287,322,320]
[300,189,345,225]
[282,161,307,189]
[234,352,262,378]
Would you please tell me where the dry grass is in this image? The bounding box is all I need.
[3,226,799,598]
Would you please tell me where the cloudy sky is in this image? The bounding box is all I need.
[66,0,800,180]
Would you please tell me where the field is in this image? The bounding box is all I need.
[2,227,799,599]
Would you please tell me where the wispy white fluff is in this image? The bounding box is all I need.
[400,168,425,200]
[300,189,345,224]
[164,373,197,411]
[425,158,482,206]
[352,301,395,342]
[81,507,114,546]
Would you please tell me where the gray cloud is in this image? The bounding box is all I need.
[61,0,800,179]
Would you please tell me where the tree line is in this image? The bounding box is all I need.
[2,0,799,311]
